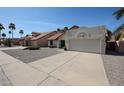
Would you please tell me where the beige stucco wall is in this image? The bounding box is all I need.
[48,40,60,48]
[65,26,106,54]
[23,40,31,46]
[31,40,37,46]
[48,41,50,47]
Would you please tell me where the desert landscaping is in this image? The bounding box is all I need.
[0,7,124,86]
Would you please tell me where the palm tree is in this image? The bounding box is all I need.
[113,8,124,20]
[2,33,6,40]
[8,23,16,39]
[0,23,5,41]
[19,29,24,38]
[8,31,11,38]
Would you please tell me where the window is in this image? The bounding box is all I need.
[77,32,88,38]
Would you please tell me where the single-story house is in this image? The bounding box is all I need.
[65,25,107,54]
[20,35,33,46]
[20,32,44,46]
[47,25,80,48]
[47,32,65,48]
[30,31,57,47]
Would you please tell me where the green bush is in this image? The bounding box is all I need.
[49,45,56,48]
[29,46,40,50]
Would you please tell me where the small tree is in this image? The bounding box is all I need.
[64,27,68,31]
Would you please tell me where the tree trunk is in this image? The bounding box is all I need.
[9,34,11,39]
[12,30,13,39]
[0,31,1,41]
[11,30,14,47]
[0,31,1,45]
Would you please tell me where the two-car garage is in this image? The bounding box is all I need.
[69,39,103,53]
[65,26,106,54]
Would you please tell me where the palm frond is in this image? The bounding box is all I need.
[8,23,16,30]
[0,23,5,30]
[113,8,124,20]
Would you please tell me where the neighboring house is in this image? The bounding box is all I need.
[20,32,42,46]
[30,31,57,47]
[20,35,33,46]
[65,26,106,54]
[47,32,65,48]
[19,38,25,46]
[47,25,80,48]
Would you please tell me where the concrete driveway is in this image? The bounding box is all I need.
[29,51,108,86]
[0,49,109,86]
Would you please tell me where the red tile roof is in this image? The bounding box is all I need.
[32,32,41,37]
[47,32,64,40]
[32,32,41,34]
[25,35,33,40]
[31,32,51,41]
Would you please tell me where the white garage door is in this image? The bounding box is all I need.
[69,39,102,53]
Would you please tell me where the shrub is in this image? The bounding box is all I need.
[49,45,56,48]
[24,46,40,50]
[63,46,67,51]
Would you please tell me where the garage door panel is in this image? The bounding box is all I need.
[69,39,101,53]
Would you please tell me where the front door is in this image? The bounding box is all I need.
[60,40,65,48]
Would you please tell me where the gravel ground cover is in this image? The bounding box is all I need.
[2,48,62,63]
[102,54,124,85]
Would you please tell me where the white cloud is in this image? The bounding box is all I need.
[23,20,64,28]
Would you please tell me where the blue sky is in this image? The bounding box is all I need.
[0,7,124,38]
